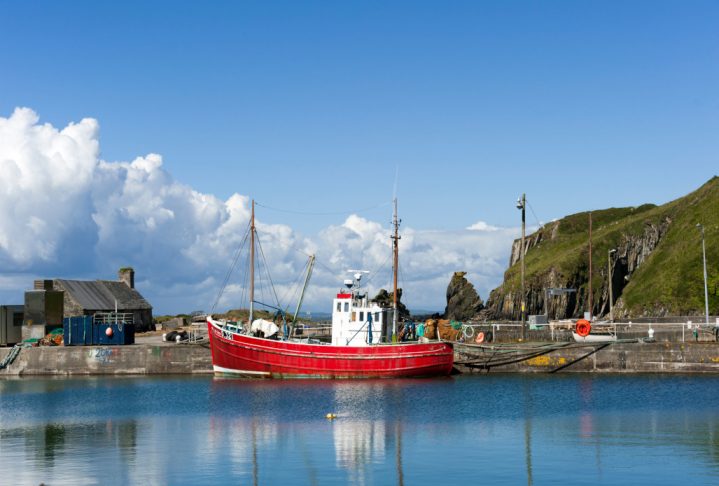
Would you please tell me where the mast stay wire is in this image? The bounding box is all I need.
[255,200,391,216]
[255,231,282,311]
[210,221,251,314]
[360,251,393,292]
[239,243,250,314]
[278,257,312,314]
[224,200,399,313]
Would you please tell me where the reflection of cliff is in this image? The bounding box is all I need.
[19,420,137,466]
[2,419,138,484]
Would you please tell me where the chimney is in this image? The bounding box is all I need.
[119,267,135,289]
[34,279,54,290]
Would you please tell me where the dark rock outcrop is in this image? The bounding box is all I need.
[372,288,410,319]
[444,272,484,321]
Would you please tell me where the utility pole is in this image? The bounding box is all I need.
[517,194,526,339]
[608,248,616,322]
[588,212,593,321]
[697,224,710,327]
[392,198,401,342]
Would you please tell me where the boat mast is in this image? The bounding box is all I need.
[292,255,315,323]
[249,199,255,325]
[588,211,592,321]
[392,198,401,341]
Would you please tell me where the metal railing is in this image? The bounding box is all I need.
[93,312,134,325]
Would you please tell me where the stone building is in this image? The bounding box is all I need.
[39,268,153,332]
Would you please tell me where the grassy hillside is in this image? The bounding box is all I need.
[622,177,718,315]
[496,176,718,318]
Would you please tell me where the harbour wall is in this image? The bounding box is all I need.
[0,344,213,376]
[455,341,719,374]
[3,341,719,376]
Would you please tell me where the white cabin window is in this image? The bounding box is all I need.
[344,302,349,312]
[359,311,364,321]
[336,302,341,312]
[374,312,380,322]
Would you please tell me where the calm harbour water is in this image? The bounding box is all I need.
[1,374,719,485]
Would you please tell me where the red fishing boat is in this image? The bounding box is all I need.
[206,199,454,378]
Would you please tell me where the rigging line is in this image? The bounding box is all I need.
[239,251,249,313]
[279,258,309,311]
[310,255,337,276]
[211,221,251,314]
[397,260,406,299]
[212,227,247,313]
[362,251,393,290]
[255,200,391,216]
[255,231,282,309]
[526,200,543,229]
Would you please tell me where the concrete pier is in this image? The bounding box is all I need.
[455,341,719,374]
[0,343,212,376]
[4,339,719,376]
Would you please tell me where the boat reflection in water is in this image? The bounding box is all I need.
[3,376,719,484]
[333,419,386,474]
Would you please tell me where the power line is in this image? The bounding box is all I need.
[526,199,543,229]
[255,200,391,216]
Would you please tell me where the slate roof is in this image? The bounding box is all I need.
[56,279,152,311]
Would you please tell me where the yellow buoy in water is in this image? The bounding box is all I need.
[325,413,337,419]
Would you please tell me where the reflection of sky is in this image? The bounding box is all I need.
[1,375,719,485]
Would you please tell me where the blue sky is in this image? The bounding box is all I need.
[0,1,717,313]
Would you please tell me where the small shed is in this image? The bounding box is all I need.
[0,305,23,346]
[41,268,153,332]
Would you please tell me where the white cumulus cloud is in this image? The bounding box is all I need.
[0,108,518,314]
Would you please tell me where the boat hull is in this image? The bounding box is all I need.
[572,331,617,343]
[207,319,454,379]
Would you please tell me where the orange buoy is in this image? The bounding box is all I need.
[575,319,591,337]
[475,331,485,344]
[105,327,114,338]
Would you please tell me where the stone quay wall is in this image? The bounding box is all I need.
[0,344,213,376]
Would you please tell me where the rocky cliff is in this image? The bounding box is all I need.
[444,272,484,320]
[480,177,719,320]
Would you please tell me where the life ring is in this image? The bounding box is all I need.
[575,319,591,337]
[475,332,485,344]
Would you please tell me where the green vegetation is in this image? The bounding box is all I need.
[501,177,718,316]
[217,308,278,322]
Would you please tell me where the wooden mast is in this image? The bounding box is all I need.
[249,199,255,325]
[588,211,592,320]
[392,198,400,341]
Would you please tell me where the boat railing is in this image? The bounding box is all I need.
[220,321,245,335]
[289,325,331,339]
[345,318,383,345]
